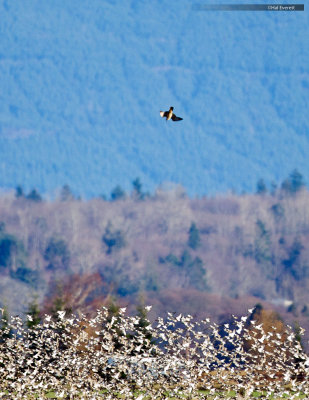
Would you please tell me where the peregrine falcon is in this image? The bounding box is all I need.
[160,107,183,121]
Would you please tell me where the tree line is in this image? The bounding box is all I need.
[0,169,308,346]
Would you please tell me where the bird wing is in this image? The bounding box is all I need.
[171,114,183,121]
[160,111,168,118]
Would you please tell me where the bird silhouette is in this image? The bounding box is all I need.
[160,106,183,121]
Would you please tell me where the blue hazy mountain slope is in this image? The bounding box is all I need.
[0,0,308,197]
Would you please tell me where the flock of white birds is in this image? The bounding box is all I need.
[0,307,308,399]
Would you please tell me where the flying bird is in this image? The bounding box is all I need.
[160,106,183,121]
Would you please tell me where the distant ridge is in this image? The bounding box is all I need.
[0,1,308,197]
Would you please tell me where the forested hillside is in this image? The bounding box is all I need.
[0,0,308,197]
[1,172,309,345]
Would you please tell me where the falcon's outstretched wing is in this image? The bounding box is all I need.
[171,114,183,121]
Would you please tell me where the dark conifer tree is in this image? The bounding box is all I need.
[256,178,267,195]
[188,222,201,250]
